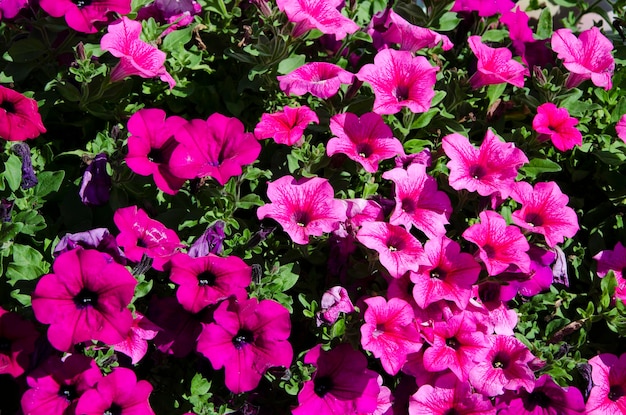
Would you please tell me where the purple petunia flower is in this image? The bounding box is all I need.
[79,153,111,206]
[188,220,226,257]
[54,227,126,264]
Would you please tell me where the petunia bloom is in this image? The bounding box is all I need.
[39,0,131,33]
[277,62,354,99]
[257,175,347,245]
[254,105,319,146]
[276,0,359,40]
[0,85,46,141]
[468,35,528,88]
[79,153,111,206]
[197,297,293,394]
[532,103,582,151]
[0,306,39,378]
[0,0,28,19]
[111,313,160,365]
[188,220,226,257]
[316,286,355,326]
[31,249,137,352]
[373,9,453,52]
[54,227,126,265]
[357,48,439,115]
[101,17,176,88]
[586,353,626,414]
[451,0,514,16]
[327,112,405,173]
[137,0,202,36]
[551,27,615,90]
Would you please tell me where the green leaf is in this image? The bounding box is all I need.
[4,154,22,192]
[237,193,263,209]
[433,12,461,31]
[162,26,193,51]
[190,373,211,396]
[411,108,438,129]
[13,210,46,235]
[481,30,508,43]
[536,8,553,40]
[33,171,65,198]
[486,83,507,108]
[519,158,562,180]
[5,244,49,286]
[277,55,306,75]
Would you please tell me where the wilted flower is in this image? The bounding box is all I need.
[39,0,131,33]
[0,199,13,222]
[79,153,111,206]
[188,220,226,257]
[11,142,38,189]
[54,227,126,264]
[316,286,355,326]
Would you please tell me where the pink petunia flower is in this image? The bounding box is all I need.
[111,313,160,365]
[39,0,131,33]
[256,175,347,245]
[21,355,103,415]
[0,306,38,378]
[276,0,359,40]
[360,297,422,375]
[0,0,28,20]
[357,222,424,279]
[327,112,405,173]
[114,205,182,271]
[316,286,355,326]
[293,343,380,415]
[169,252,251,313]
[462,210,530,275]
[586,353,626,414]
[410,236,480,310]
[277,62,354,99]
[469,334,535,397]
[499,245,556,301]
[510,181,579,248]
[125,108,188,194]
[197,297,293,394]
[31,249,137,352]
[451,0,514,16]
[617,114,626,144]
[501,7,534,44]
[468,35,528,88]
[532,103,582,151]
[551,27,615,90]
[0,85,46,141]
[75,367,155,415]
[409,373,496,415]
[374,9,453,52]
[254,105,319,146]
[101,17,176,88]
[168,113,261,185]
[357,48,439,115]
[383,164,452,239]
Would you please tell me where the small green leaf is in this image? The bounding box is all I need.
[277,55,306,75]
[33,171,65,198]
[519,158,562,180]
[481,30,508,43]
[536,8,553,39]
[4,154,22,192]
[6,244,49,285]
[487,83,507,108]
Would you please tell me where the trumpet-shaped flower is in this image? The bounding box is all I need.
[277,62,354,99]
[532,103,582,151]
[276,0,359,40]
[357,48,439,115]
[31,249,137,352]
[383,164,452,239]
[375,9,453,52]
[551,27,615,90]
[101,17,176,88]
[510,181,579,247]
[111,313,159,365]
[442,130,528,198]
[254,105,319,146]
[327,112,405,173]
[587,353,626,414]
[463,210,530,275]
[468,36,528,88]
[0,85,46,141]
[197,297,292,394]
[39,0,131,33]
[257,175,347,245]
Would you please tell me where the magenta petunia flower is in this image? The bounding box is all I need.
[21,355,102,415]
[0,85,46,141]
[114,205,182,271]
[501,7,535,44]
[357,221,424,279]
[293,343,380,415]
[0,0,28,20]
[276,0,359,40]
[360,297,422,375]
[617,114,626,144]
[422,312,488,382]
[31,249,137,352]
[316,286,355,326]
[410,236,480,310]
[496,373,586,415]
[451,0,514,16]
[357,48,439,115]
[469,334,535,397]
[442,130,528,198]
[125,108,188,194]
[197,297,293,394]
[75,367,155,415]
[383,164,452,239]
[254,105,319,146]
[532,103,582,151]
[468,35,528,88]
[409,373,496,415]
[551,27,615,90]
[587,353,626,414]
[277,62,354,99]
[169,252,251,313]
[510,181,579,248]
[0,306,39,378]
[101,17,176,88]
[463,210,530,276]
[257,175,347,245]
[327,112,405,173]
[169,113,261,185]
[499,245,556,301]
[111,312,159,365]
[376,9,453,52]
[39,0,131,33]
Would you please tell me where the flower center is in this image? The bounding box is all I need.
[492,352,510,369]
[148,148,165,164]
[609,385,625,401]
[72,0,93,7]
[430,267,446,280]
[527,390,551,408]
[293,211,310,227]
[445,337,460,350]
[401,198,416,213]
[232,328,254,349]
[482,244,496,258]
[0,337,11,353]
[393,85,410,102]
[73,288,99,309]
[469,165,486,180]
[104,403,123,415]
[386,235,405,252]
[524,212,543,227]
[59,385,77,402]
[313,376,333,397]
[0,101,15,113]
[197,270,217,286]
[356,143,373,158]
[444,409,460,415]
